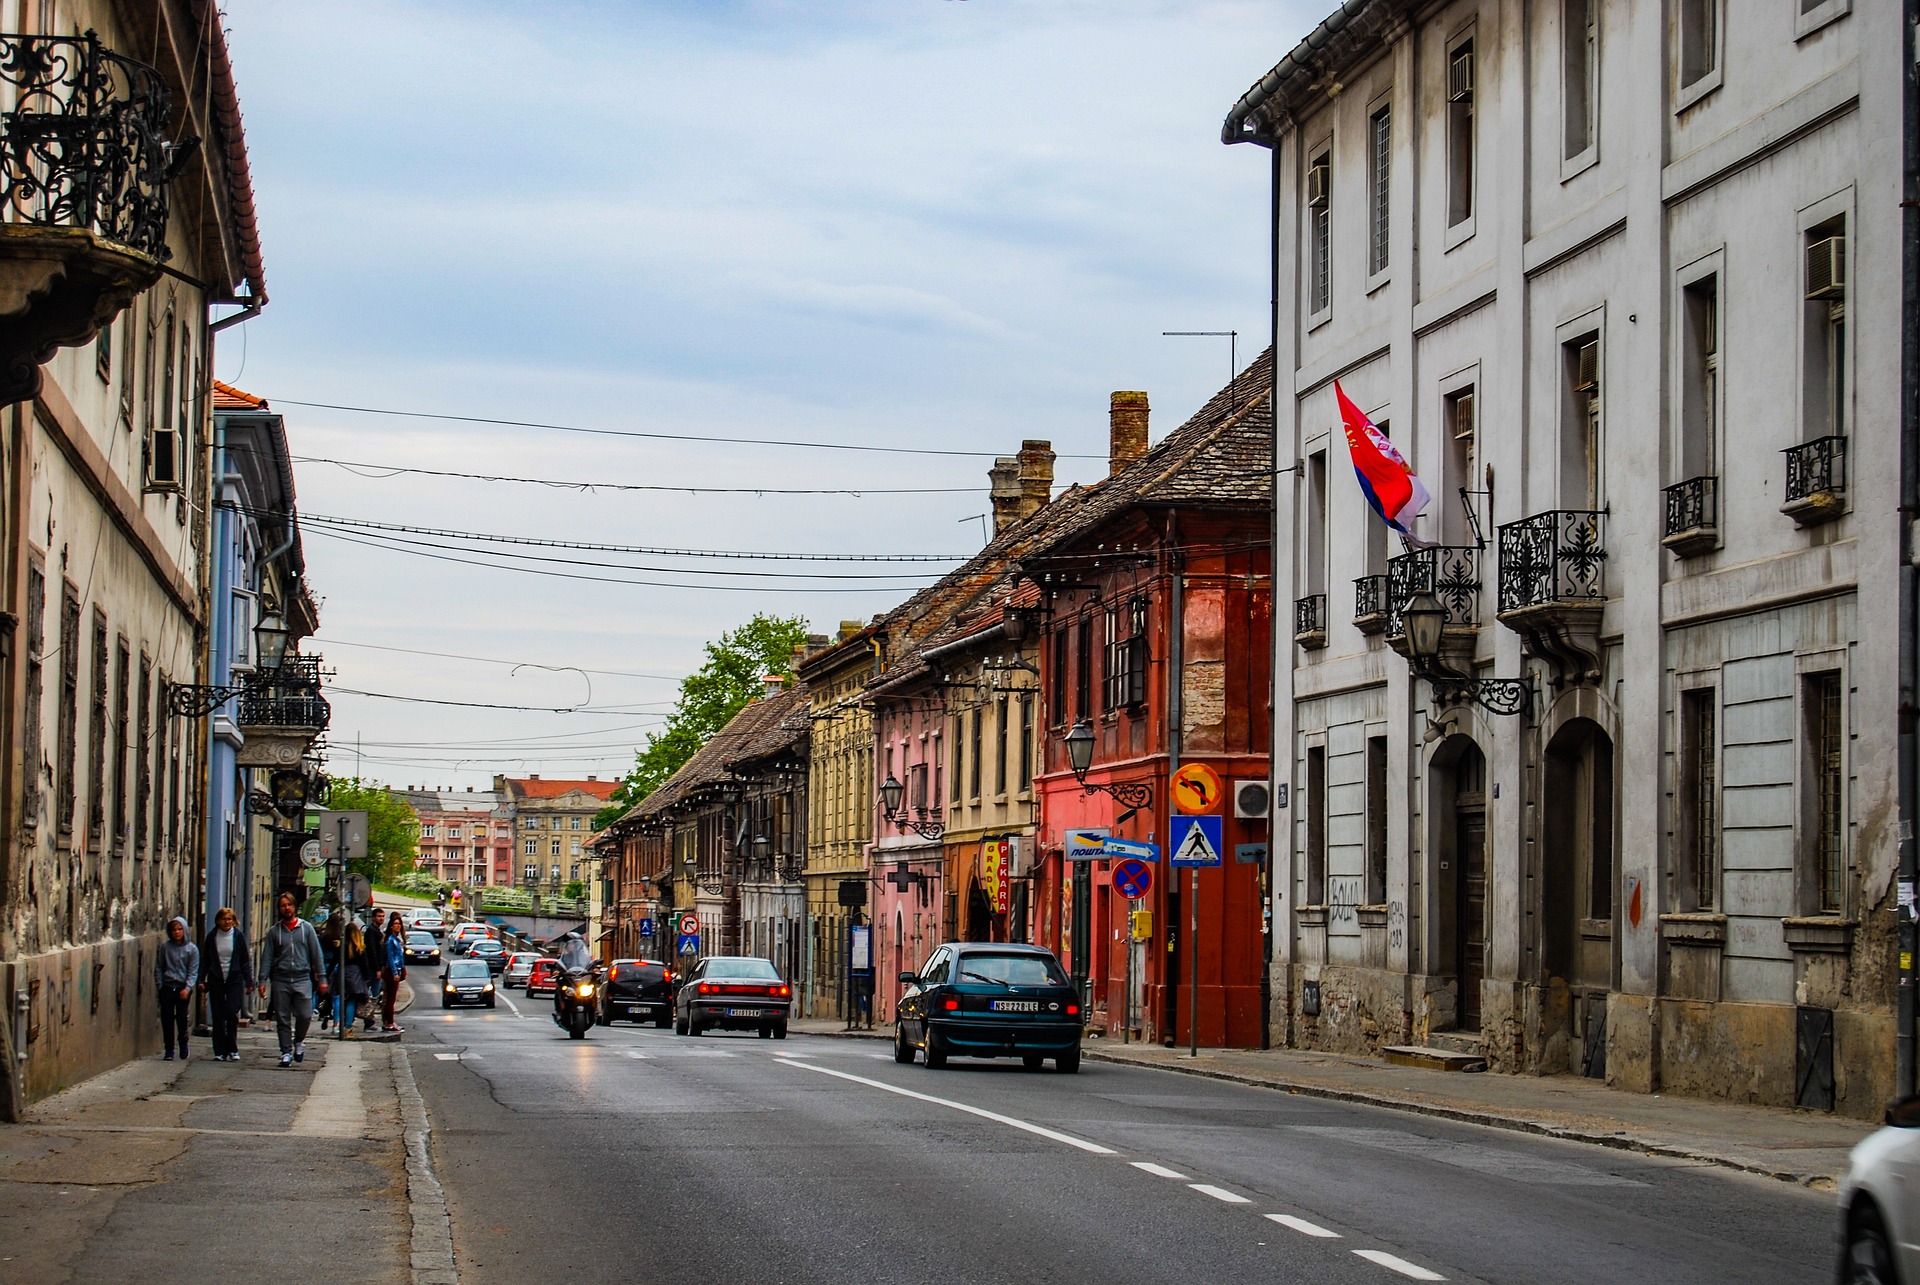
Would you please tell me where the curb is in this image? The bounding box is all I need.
[394,1047,458,1285]
[1079,1048,1839,1189]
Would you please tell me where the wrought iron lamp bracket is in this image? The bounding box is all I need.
[1420,666,1533,719]
[1078,779,1154,810]
[166,680,244,718]
[884,808,945,841]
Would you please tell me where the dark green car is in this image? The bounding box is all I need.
[894,943,1082,1073]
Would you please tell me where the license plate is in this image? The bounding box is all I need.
[991,1000,1040,1012]
[726,1008,769,1017]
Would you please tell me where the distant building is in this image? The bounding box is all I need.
[398,787,512,887]
[497,775,618,946]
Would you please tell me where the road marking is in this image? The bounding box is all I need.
[1189,1183,1251,1204]
[1352,1249,1445,1280]
[433,1053,460,1061]
[1266,1214,1339,1238]
[776,1060,1116,1155]
[626,1051,652,1060]
[1131,1161,1188,1180]
[500,992,523,1018]
[866,1053,893,1061]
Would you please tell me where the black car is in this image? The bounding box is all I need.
[600,959,675,1028]
[404,931,441,966]
[467,938,508,973]
[895,943,1082,1072]
[674,956,791,1038]
[440,959,496,1009]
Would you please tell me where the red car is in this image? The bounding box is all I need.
[526,958,564,998]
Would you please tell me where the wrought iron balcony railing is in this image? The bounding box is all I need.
[1497,510,1606,614]
[0,31,173,259]
[1386,545,1479,638]
[1663,475,1718,555]
[1294,593,1327,648]
[237,656,330,731]
[1783,436,1846,525]
[1354,574,1389,633]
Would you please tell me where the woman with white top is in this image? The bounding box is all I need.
[199,907,255,1062]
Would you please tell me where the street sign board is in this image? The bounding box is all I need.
[343,873,372,909]
[316,810,369,864]
[302,866,326,887]
[850,924,871,971]
[676,933,699,956]
[1170,815,1224,867]
[983,840,1009,914]
[1171,763,1225,815]
[639,919,654,938]
[1111,858,1154,900]
[1063,828,1110,861]
[1103,837,1159,863]
[1235,842,1269,865]
[677,912,700,937]
[299,839,323,869]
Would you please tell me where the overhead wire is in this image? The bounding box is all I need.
[293,454,987,496]
[314,637,682,680]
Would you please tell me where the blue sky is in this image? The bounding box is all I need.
[217,0,1319,788]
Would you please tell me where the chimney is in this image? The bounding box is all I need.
[989,456,1022,534]
[587,774,597,782]
[1016,439,1054,519]
[1110,391,1149,474]
[762,673,785,699]
[529,774,540,782]
[837,619,863,643]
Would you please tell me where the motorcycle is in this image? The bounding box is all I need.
[552,967,598,1040]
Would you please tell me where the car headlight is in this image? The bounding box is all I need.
[444,984,456,992]
[483,983,494,992]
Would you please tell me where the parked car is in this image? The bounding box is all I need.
[408,909,446,937]
[447,923,495,955]
[1837,1094,1920,1282]
[894,942,1081,1073]
[502,952,540,989]
[467,938,508,973]
[526,958,564,998]
[674,956,790,1038]
[600,959,675,1027]
[404,931,441,966]
[439,959,496,1009]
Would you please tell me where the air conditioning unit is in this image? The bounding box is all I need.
[1232,779,1272,821]
[1806,235,1846,300]
[1306,160,1330,210]
[1573,338,1599,392]
[1448,47,1475,103]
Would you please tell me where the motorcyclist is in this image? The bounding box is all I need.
[553,932,595,1019]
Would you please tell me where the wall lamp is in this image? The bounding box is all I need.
[1401,592,1531,717]
[879,772,945,840]
[1062,720,1153,810]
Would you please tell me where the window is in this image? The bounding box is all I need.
[87,611,106,853]
[1306,450,1328,596]
[423,824,436,838]
[230,590,255,670]
[551,838,562,857]
[1563,335,1601,510]
[135,655,150,856]
[1368,104,1391,276]
[1562,0,1596,161]
[163,669,179,853]
[571,816,583,830]
[21,558,43,833]
[1306,745,1327,905]
[1103,598,1148,710]
[1681,275,1719,480]
[112,637,129,857]
[1440,391,1475,546]
[149,306,177,492]
[1446,40,1475,228]
[994,697,1008,795]
[1049,626,1068,726]
[55,581,78,842]
[1678,0,1717,91]
[448,824,462,839]
[1074,617,1092,723]
[571,841,581,857]
[1804,218,1847,443]
[1804,671,1846,915]
[1365,735,1388,906]
[908,760,928,810]
[524,838,536,856]
[1307,146,1332,315]
[1019,695,1034,788]
[968,707,982,799]
[1680,688,1718,910]
[950,723,963,804]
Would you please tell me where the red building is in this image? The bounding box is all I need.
[1026,359,1273,1048]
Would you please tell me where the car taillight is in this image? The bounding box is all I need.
[943,998,960,1011]
[1067,1004,1080,1016]
[776,985,790,997]
[698,982,713,994]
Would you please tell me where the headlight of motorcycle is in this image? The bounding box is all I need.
[576,983,595,998]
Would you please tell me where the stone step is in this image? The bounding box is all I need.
[1426,1030,1486,1057]
[1381,1044,1489,1073]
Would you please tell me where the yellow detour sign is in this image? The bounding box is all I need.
[1172,762,1224,814]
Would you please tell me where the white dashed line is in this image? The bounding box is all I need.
[626,1051,652,1060]
[1266,1213,1340,1238]
[775,1060,1117,1155]
[433,1053,460,1061]
[1131,1161,1188,1180]
[1188,1184,1252,1204]
[1353,1249,1446,1280]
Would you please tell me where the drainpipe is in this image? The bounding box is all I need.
[208,292,263,335]
[1165,512,1192,1056]
[1899,0,1918,1100]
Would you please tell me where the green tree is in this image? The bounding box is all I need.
[595,613,810,828]
[324,777,421,884]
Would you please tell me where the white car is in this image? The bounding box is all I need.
[447,922,495,955]
[408,909,446,937]
[1836,1097,1920,1283]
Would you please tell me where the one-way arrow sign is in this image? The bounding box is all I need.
[1169,815,1223,868]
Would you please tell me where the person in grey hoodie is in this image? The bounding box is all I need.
[155,916,199,1061]
[258,892,328,1068]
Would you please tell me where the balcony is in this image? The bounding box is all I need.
[1385,545,1479,674]
[1354,574,1388,635]
[1497,510,1605,686]
[235,656,330,768]
[0,32,178,404]
[1293,593,1327,650]
[1783,436,1846,526]
[1662,476,1718,557]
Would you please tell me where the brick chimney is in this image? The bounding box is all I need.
[1110,391,1149,474]
[837,620,863,643]
[989,456,1022,534]
[1016,439,1054,516]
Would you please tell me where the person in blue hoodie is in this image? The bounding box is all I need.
[155,916,199,1061]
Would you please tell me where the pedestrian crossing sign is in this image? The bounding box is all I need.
[1169,815,1224,867]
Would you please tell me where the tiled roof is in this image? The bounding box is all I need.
[620,685,808,823]
[212,379,267,411]
[504,777,620,802]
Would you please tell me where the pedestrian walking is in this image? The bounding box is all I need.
[318,910,344,1031]
[364,908,388,1031]
[198,907,254,1062]
[258,892,328,1068]
[155,916,199,1061]
[381,912,408,1032]
[335,919,376,1035]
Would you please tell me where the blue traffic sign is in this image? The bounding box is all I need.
[1170,815,1224,867]
[639,919,655,937]
[1104,837,1159,863]
[676,932,700,955]
[1111,858,1154,900]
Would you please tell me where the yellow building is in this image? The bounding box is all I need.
[798,623,877,1019]
[496,775,619,953]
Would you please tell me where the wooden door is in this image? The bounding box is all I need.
[1456,796,1487,1030]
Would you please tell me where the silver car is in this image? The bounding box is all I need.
[502,952,539,989]
[1837,1096,1920,1282]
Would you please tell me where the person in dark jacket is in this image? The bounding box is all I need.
[259,892,328,1068]
[365,908,390,1031]
[155,916,199,1061]
[198,907,253,1062]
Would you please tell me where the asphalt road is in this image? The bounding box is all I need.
[408,995,1836,1284]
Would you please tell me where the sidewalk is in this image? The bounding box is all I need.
[0,989,440,1285]
[790,1018,1871,1188]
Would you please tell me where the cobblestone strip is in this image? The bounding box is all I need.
[394,1047,459,1285]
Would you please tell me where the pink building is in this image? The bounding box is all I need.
[870,674,947,1022]
[396,787,515,886]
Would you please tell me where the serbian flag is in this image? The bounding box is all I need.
[1336,380,1431,538]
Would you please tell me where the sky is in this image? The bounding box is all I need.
[215,0,1320,791]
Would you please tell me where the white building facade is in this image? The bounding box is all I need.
[1229,0,1906,1116]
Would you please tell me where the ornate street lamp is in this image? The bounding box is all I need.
[878,772,943,840]
[1401,592,1531,717]
[167,610,309,717]
[1062,720,1153,810]
[879,772,904,817]
[254,609,291,670]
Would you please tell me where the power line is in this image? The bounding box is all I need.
[315,637,682,680]
[327,685,672,714]
[271,397,1106,460]
[291,454,988,496]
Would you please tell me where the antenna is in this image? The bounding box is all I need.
[1163,330,1239,413]
[958,513,987,546]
